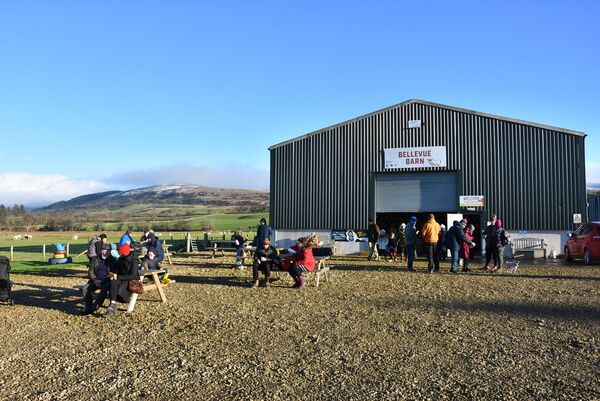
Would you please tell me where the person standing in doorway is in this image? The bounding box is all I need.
[367,218,380,261]
[460,224,476,272]
[396,223,407,262]
[405,216,418,271]
[422,214,441,273]
[446,219,475,273]
[438,224,447,261]
[482,214,497,270]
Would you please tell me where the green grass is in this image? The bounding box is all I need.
[1,212,269,269]
[9,260,86,274]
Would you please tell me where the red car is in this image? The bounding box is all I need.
[565,222,600,265]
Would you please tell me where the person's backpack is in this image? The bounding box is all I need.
[500,229,510,246]
[87,236,98,257]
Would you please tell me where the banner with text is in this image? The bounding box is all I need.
[384,146,447,169]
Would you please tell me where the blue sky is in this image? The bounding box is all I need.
[0,1,598,207]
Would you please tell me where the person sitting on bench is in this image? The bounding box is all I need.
[288,237,315,289]
[102,244,141,318]
[141,231,164,263]
[141,247,170,284]
[251,238,281,288]
[81,243,117,315]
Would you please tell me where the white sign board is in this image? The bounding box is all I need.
[408,119,421,129]
[384,146,447,169]
[460,195,485,208]
[573,214,582,224]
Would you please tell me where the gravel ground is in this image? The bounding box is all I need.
[1,254,599,401]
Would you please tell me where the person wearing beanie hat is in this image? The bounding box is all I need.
[405,216,418,271]
[396,223,407,262]
[81,242,118,315]
[118,244,131,257]
[438,224,448,261]
[141,247,170,284]
[103,242,141,318]
[251,237,281,288]
[490,219,509,272]
[483,214,498,270]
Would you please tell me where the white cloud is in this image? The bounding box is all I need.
[106,162,269,190]
[587,163,600,186]
[0,173,110,209]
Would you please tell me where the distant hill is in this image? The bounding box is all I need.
[35,184,269,212]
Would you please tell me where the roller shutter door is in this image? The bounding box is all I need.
[375,172,458,212]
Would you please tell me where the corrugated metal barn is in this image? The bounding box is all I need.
[269,99,587,253]
[589,194,600,222]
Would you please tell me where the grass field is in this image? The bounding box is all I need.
[0,212,268,269]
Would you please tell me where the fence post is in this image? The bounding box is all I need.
[10,245,13,261]
[186,233,191,253]
[67,243,70,256]
[204,233,209,249]
[43,244,46,259]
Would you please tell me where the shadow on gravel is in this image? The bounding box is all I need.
[373,297,600,321]
[12,267,86,279]
[10,282,81,315]
[170,260,234,268]
[332,263,600,282]
[173,275,250,287]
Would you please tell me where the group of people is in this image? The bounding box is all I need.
[81,229,168,317]
[367,213,509,273]
[250,236,316,289]
[230,218,317,289]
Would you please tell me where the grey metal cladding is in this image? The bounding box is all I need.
[589,195,600,222]
[269,100,586,231]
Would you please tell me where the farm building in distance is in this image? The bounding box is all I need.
[269,99,587,255]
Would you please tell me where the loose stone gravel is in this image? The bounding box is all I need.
[1,255,599,400]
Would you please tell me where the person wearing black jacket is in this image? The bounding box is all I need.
[102,243,141,318]
[483,214,497,270]
[251,238,281,288]
[81,243,117,315]
[445,220,475,274]
[367,218,380,260]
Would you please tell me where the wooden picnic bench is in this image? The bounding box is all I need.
[162,243,173,264]
[210,240,254,264]
[73,268,168,313]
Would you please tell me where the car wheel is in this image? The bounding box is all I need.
[564,246,572,262]
[583,249,591,265]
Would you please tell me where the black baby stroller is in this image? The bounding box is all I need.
[0,256,15,306]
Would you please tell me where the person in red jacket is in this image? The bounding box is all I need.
[288,237,315,289]
[459,224,476,272]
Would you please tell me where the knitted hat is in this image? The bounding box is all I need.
[495,219,502,227]
[410,216,417,223]
[118,244,131,257]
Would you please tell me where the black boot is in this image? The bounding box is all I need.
[102,303,117,318]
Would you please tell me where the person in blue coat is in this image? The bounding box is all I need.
[445,220,475,273]
[255,218,273,246]
[119,229,135,247]
[405,216,418,271]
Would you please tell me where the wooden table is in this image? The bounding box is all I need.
[127,268,168,313]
